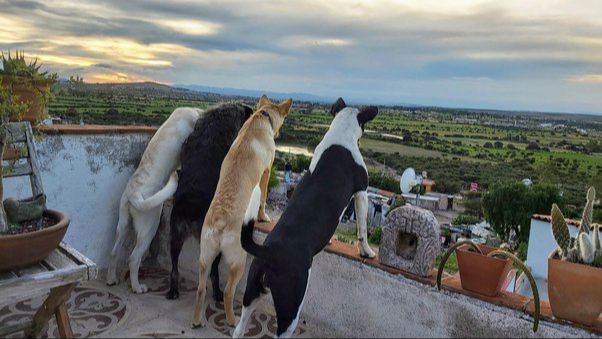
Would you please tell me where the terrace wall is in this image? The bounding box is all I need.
[4,126,599,338]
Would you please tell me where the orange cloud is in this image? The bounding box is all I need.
[85,71,162,84]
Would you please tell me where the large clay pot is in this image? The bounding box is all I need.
[548,257,602,326]
[0,75,53,123]
[456,244,512,297]
[0,209,70,271]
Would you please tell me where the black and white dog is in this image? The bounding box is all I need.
[235,98,377,338]
[165,103,252,300]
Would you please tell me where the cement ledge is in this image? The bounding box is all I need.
[254,221,602,335]
[35,124,158,135]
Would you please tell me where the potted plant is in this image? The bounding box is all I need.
[0,51,56,123]
[0,51,68,271]
[548,187,601,326]
[437,240,541,332]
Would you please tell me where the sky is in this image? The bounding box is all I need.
[1,0,602,114]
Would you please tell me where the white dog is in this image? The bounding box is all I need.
[106,107,202,293]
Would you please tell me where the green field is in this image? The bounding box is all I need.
[48,82,602,208]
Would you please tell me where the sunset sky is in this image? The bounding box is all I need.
[1,0,602,113]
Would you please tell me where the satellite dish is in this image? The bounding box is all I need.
[400,167,422,194]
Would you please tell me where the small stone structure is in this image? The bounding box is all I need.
[379,205,440,277]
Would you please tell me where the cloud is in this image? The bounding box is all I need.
[568,74,602,83]
[1,0,602,113]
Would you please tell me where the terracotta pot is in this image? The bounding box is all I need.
[0,209,70,272]
[0,75,53,123]
[456,244,512,297]
[548,257,602,326]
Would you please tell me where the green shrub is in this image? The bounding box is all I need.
[368,170,401,193]
[452,214,480,225]
[368,227,382,245]
[268,165,279,189]
[517,241,528,261]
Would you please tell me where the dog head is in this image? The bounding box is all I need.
[329,97,378,141]
[255,95,292,137]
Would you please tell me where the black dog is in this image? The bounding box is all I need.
[166,103,252,300]
[234,98,378,337]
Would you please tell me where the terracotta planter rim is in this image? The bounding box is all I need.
[0,209,69,240]
[456,244,510,263]
[548,255,602,271]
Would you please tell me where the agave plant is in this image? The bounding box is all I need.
[0,50,57,81]
[551,187,601,267]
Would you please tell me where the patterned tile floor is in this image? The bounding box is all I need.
[0,267,309,338]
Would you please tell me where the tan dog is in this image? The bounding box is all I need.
[191,95,292,328]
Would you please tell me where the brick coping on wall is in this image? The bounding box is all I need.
[255,221,602,334]
[532,214,601,229]
[36,124,158,135]
[33,124,601,333]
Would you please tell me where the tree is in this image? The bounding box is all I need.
[526,142,540,150]
[483,142,493,148]
[482,181,563,242]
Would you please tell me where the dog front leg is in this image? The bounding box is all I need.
[355,191,376,258]
[257,166,271,222]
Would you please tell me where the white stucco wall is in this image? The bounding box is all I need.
[526,218,601,280]
[4,133,151,268]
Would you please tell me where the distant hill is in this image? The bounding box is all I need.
[175,84,335,103]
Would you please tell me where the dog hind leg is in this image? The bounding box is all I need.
[128,205,162,294]
[107,195,131,286]
[166,219,187,299]
[355,190,376,258]
[273,268,311,338]
[233,259,267,338]
[222,238,247,326]
[192,228,220,328]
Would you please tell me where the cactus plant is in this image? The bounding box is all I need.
[550,186,601,267]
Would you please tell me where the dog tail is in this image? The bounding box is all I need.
[129,172,178,211]
[241,220,272,261]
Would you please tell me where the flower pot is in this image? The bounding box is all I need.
[456,244,512,297]
[548,257,602,326]
[0,209,70,271]
[0,75,53,123]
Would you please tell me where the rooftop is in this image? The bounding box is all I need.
[1,124,600,338]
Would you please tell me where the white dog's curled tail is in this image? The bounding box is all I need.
[129,171,178,211]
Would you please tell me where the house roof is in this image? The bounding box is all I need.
[532,214,601,229]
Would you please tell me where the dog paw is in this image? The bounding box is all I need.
[106,277,118,286]
[233,322,245,338]
[191,319,206,329]
[258,213,271,223]
[132,284,148,294]
[165,288,179,300]
[360,245,376,259]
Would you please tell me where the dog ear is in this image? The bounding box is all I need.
[257,95,270,109]
[357,106,378,125]
[330,97,346,116]
[278,98,293,116]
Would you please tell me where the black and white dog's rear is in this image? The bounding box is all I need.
[235,98,377,338]
[166,103,252,300]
